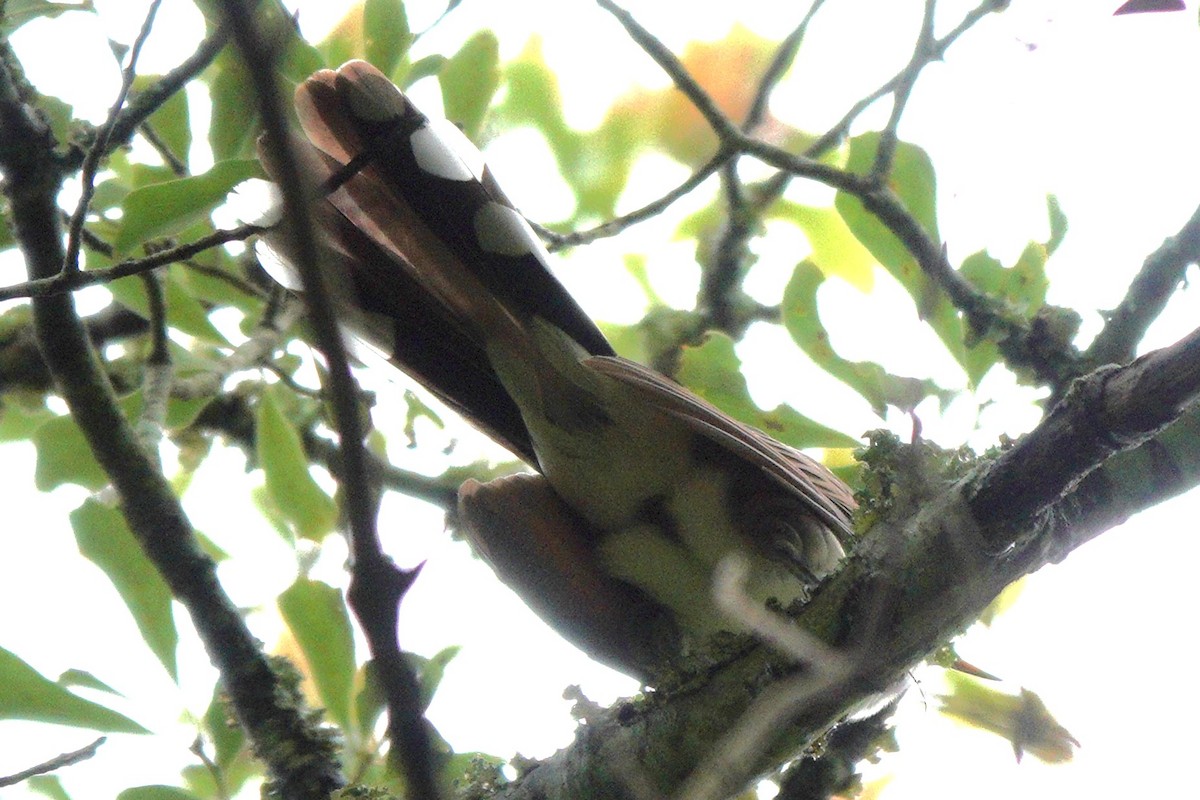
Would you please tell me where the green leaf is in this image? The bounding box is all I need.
[772,201,875,292]
[38,93,76,149]
[412,645,459,712]
[959,246,1048,319]
[72,499,179,680]
[207,54,259,161]
[58,669,121,695]
[782,261,955,415]
[441,752,506,794]
[107,269,229,345]
[496,40,609,212]
[836,133,967,371]
[403,54,446,87]
[116,787,202,800]
[353,661,386,739]
[202,688,244,768]
[957,226,1061,385]
[176,249,263,313]
[277,578,355,730]
[675,333,859,449]
[112,160,263,256]
[167,393,216,430]
[0,645,146,733]
[27,775,73,800]
[33,414,106,490]
[278,31,325,85]
[256,388,338,541]
[402,389,444,445]
[187,692,257,798]
[0,394,54,442]
[440,31,500,140]
[1,0,94,31]
[939,672,1078,764]
[1045,194,1068,256]
[364,0,411,77]
[134,74,190,169]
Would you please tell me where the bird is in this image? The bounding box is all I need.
[259,60,856,681]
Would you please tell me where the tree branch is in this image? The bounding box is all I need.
[58,24,230,172]
[1085,201,1200,368]
[0,736,106,788]
[742,0,828,134]
[0,223,265,301]
[0,42,343,800]
[970,324,1200,542]
[540,150,729,251]
[491,320,1200,797]
[220,3,441,796]
[62,0,163,277]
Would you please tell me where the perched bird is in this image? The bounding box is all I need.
[260,60,855,681]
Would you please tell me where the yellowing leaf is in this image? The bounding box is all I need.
[775,202,875,292]
[278,579,356,731]
[939,672,1079,764]
[626,25,778,166]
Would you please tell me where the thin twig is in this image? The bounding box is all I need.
[221,3,440,797]
[540,149,730,250]
[138,120,188,176]
[870,0,937,183]
[182,257,270,301]
[0,224,265,302]
[63,0,163,276]
[135,269,171,462]
[751,0,1008,212]
[0,737,107,787]
[188,737,230,800]
[743,0,829,133]
[596,0,740,142]
[61,24,230,171]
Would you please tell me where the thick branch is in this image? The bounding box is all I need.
[970,324,1200,542]
[493,323,1200,798]
[0,47,343,800]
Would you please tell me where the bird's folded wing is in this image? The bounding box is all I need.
[586,355,856,542]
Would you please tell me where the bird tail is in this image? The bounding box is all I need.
[258,60,612,463]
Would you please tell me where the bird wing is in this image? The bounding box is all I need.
[586,355,857,542]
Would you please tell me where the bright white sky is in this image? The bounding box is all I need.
[2,1,1199,799]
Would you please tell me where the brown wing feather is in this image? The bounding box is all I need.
[585,356,856,540]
